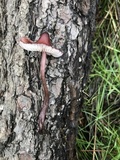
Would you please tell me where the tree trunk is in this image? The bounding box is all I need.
[0,0,96,159]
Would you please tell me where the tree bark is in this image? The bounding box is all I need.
[0,0,96,160]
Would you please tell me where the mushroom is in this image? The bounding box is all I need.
[19,32,63,129]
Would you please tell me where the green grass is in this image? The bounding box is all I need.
[77,0,120,160]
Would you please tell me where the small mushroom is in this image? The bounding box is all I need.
[19,32,63,129]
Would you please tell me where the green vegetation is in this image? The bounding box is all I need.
[77,0,120,160]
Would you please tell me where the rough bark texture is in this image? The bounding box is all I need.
[0,0,96,160]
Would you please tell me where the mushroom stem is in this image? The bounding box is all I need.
[39,51,49,129]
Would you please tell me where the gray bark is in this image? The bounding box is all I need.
[0,0,96,160]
